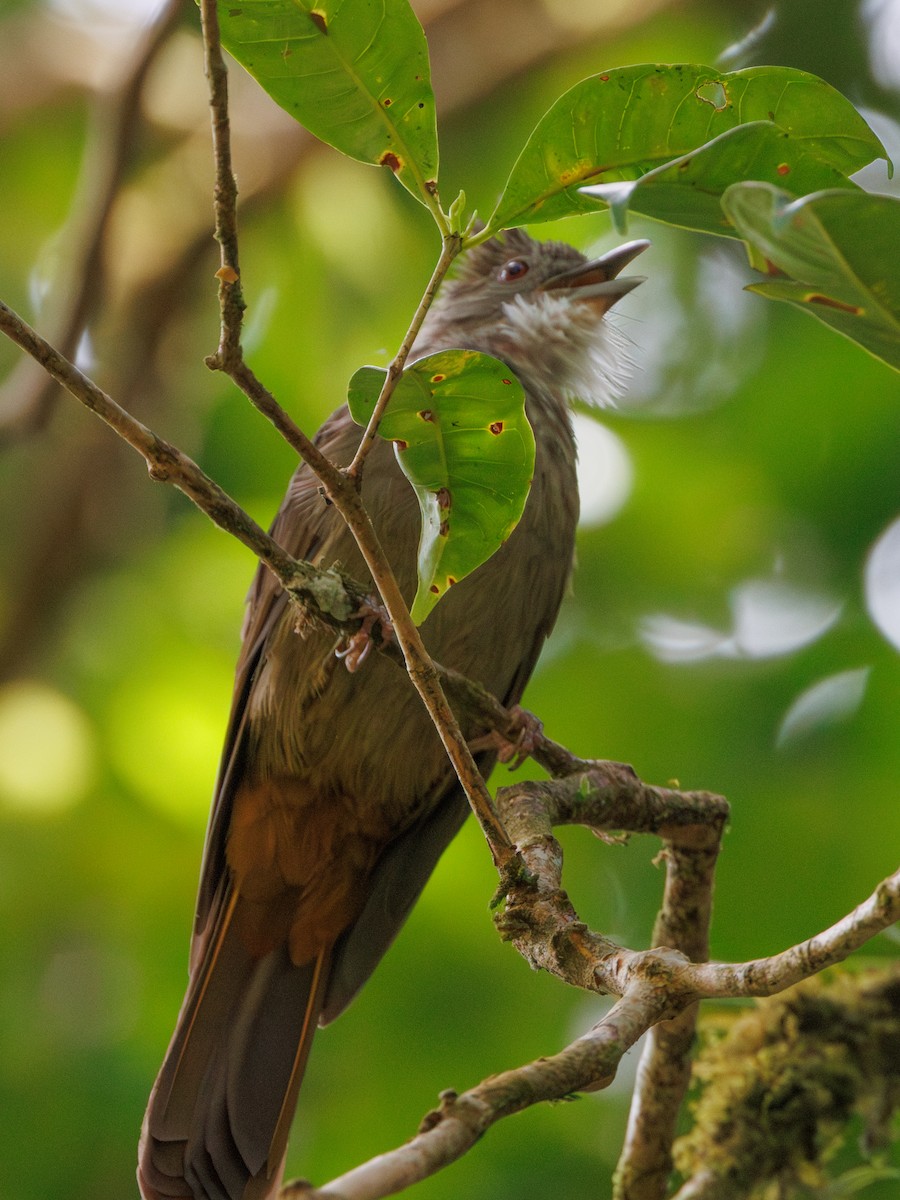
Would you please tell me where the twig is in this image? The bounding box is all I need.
[198,0,244,359]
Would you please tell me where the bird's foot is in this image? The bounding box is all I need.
[334,597,394,673]
[471,705,543,769]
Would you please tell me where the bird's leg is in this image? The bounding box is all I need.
[334,597,394,673]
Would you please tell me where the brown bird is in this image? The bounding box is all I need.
[138,229,647,1200]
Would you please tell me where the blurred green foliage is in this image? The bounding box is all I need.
[0,1,899,1198]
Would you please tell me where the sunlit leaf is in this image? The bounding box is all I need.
[865,514,900,651]
[486,64,886,232]
[776,667,870,747]
[217,0,439,207]
[722,183,900,370]
[640,579,841,664]
[347,352,534,624]
[584,121,856,238]
[826,1165,900,1196]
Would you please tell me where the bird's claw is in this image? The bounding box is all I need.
[335,598,394,673]
[497,705,543,768]
[470,705,543,769]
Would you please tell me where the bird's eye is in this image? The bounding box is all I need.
[498,259,529,283]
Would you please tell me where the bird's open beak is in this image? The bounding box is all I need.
[541,239,650,314]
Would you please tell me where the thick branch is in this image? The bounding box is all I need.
[279,764,897,1200]
[494,768,897,1006]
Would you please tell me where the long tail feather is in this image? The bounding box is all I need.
[139,892,329,1200]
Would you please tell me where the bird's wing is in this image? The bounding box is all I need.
[192,406,361,961]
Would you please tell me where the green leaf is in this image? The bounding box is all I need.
[347,352,535,624]
[722,183,900,371]
[217,0,439,208]
[486,64,887,233]
[585,121,857,238]
[826,1165,900,1196]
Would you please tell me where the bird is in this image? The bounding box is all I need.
[138,228,648,1200]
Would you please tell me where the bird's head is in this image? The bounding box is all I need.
[417,228,648,407]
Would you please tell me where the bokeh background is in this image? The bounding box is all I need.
[1,1,900,1197]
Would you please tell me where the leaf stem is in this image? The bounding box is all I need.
[346,230,462,479]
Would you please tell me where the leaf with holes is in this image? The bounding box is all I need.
[217,0,439,208]
[583,121,857,238]
[347,352,535,624]
[485,63,887,234]
[722,183,900,371]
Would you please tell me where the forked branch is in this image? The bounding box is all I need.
[276,764,898,1200]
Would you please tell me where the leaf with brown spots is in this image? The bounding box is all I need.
[486,64,886,235]
[216,0,439,209]
[724,183,900,371]
[583,121,858,239]
[347,352,534,624]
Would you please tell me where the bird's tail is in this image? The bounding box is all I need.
[138,888,329,1200]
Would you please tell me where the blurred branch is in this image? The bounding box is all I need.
[0,225,212,682]
[0,0,679,683]
[0,0,187,441]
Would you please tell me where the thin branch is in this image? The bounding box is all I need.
[686,865,900,998]
[198,0,244,358]
[285,994,657,1200]
[0,300,364,628]
[195,0,516,869]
